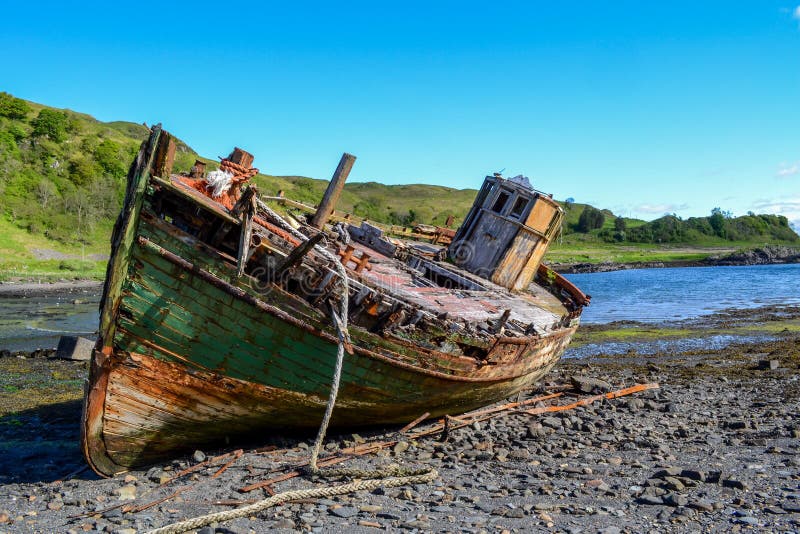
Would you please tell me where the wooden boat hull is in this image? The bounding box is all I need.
[81,127,581,476]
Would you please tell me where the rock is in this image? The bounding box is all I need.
[736,516,760,527]
[653,467,682,478]
[680,469,707,482]
[688,499,714,512]
[541,417,562,429]
[0,512,8,524]
[663,493,688,507]
[725,421,747,430]
[662,476,685,492]
[360,504,382,513]
[509,449,530,460]
[358,520,382,528]
[197,528,214,534]
[330,506,359,518]
[274,518,295,529]
[636,495,664,505]
[393,441,410,454]
[192,450,206,463]
[56,336,94,361]
[114,485,136,500]
[47,499,64,511]
[757,359,779,370]
[570,375,613,393]
[625,398,645,411]
[722,478,748,490]
[113,529,137,534]
[527,423,548,439]
[598,527,621,534]
[146,468,171,485]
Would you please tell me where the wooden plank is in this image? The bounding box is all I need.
[99,126,162,346]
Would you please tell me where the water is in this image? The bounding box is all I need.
[0,290,100,352]
[1,264,798,352]
[564,263,800,325]
[564,333,777,359]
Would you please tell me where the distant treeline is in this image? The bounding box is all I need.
[566,205,798,244]
[1,91,797,251]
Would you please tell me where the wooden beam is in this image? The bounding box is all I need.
[310,153,356,229]
[274,233,325,276]
[151,132,176,178]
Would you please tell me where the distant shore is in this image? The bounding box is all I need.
[552,245,800,274]
[0,279,103,297]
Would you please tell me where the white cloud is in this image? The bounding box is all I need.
[750,196,800,230]
[795,5,800,19]
[777,163,799,177]
[634,203,689,214]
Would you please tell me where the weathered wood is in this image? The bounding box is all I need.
[227,147,254,168]
[98,126,162,347]
[151,132,176,178]
[274,233,324,276]
[236,193,256,278]
[189,160,206,179]
[310,153,356,229]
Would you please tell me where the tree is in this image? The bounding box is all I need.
[31,109,69,143]
[614,217,627,232]
[577,206,605,232]
[36,179,58,209]
[0,92,31,119]
[709,207,726,238]
[94,139,126,178]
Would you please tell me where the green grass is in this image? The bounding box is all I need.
[0,216,107,281]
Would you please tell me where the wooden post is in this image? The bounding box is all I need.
[310,153,356,229]
[275,233,325,276]
[227,147,254,168]
[151,133,176,178]
[189,160,206,179]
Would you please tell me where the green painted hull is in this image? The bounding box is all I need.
[82,126,580,475]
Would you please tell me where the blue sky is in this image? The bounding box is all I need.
[2,1,799,227]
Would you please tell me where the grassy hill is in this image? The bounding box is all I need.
[0,91,797,280]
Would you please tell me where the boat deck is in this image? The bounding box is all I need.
[348,240,568,332]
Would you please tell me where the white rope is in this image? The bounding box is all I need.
[205,170,234,198]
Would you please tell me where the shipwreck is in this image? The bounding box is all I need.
[81,125,590,476]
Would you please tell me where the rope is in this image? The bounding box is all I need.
[146,200,436,534]
[146,469,438,534]
[219,158,259,185]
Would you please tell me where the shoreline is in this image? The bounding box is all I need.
[0,280,103,297]
[1,307,799,532]
[552,257,800,274]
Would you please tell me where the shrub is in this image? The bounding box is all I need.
[0,93,31,120]
[577,206,605,232]
[32,109,69,143]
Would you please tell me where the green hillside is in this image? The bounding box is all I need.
[0,91,797,280]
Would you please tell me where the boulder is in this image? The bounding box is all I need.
[56,336,94,361]
[570,375,613,394]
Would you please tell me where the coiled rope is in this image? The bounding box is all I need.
[146,200,437,534]
[219,158,259,184]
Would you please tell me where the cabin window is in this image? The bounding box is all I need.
[510,197,528,219]
[492,191,511,213]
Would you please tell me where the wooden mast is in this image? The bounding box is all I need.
[310,153,356,229]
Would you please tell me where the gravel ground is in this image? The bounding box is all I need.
[1,333,799,533]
